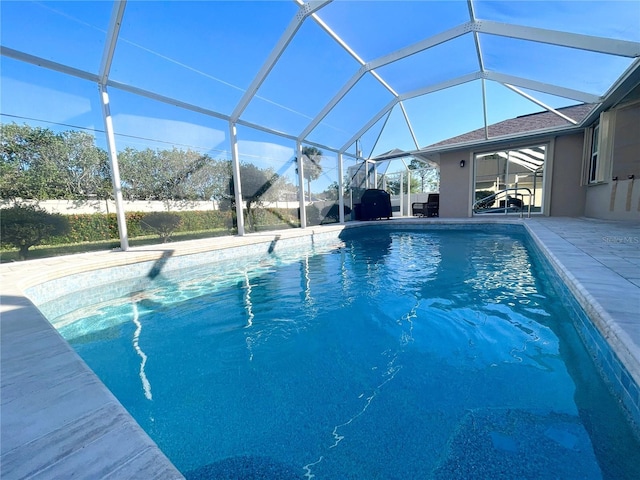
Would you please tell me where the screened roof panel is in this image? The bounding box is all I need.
[0,57,103,134]
[481,34,636,96]
[306,72,395,150]
[402,81,485,148]
[0,0,111,73]
[358,115,388,159]
[368,104,419,157]
[317,0,470,60]
[110,39,246,115]
[475,0,640,42]
[484,81,548,126]
[110,1,295,115]
[512,88,583,111]
[242,19,361,137]
[374,33,480,94]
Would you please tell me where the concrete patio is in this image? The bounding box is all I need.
[1,217,638,479]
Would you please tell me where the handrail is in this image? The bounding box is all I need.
[473,187,533,218]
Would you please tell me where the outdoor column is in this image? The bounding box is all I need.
[406,168,411,217]
[229,122,245,236]
[399,171,404,216]
[297,142,307,229]
[98,84,129,251]
[338,152,345,223]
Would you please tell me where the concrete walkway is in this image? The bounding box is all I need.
[1,218,638,479]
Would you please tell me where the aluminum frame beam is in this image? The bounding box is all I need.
[483,71,601,104]
[0,46,98,83]
[302,15,638,150]
[475,20,640,58]
[503,83,579,124]
[340,98,398,153]
[340,73,481,153]
[368,109,394,158]
[399,101,420,150]
[98,1,127,85]
[231,0,331,122]
[300,23,473,141]
[98,1,129,251]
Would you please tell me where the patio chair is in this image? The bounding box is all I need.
[426,194,439,217]
[412,202,427,216]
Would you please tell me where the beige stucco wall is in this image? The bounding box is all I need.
[584,180,640,220]
[439,150,472,217]
[424,101,638,221]
[549,133,587,217]
[585,101,640,221]
[437,133,589,219]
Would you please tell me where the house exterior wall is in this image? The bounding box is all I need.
[549,133,587,217]
[439,150,472,217]
[585,101,640,221]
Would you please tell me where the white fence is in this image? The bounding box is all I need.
[1,194,437,217]
[0,199,308,215]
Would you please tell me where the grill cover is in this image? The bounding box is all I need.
[359,189,392,220]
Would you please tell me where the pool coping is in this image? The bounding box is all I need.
[2,217,639,478]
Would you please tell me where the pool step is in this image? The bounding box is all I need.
[432,408,601,479]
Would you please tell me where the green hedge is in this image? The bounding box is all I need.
[1,207,304,251]
[44,210,233,245]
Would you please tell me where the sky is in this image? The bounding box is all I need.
[1,0,639,188]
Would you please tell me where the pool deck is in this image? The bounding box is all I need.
[1,216,639,479]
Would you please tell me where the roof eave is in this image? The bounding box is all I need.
[581,58,640,126]
[370,122,590,163]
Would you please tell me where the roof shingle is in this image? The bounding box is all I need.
[426,104,595,148]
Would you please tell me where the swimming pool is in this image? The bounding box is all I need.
[40,226,640,479]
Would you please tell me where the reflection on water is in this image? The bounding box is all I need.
[131,299,153,400]
[54,228,640,479]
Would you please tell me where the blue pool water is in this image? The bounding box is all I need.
[53,228,640,479]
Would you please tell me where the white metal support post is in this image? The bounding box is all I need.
[98,0,128,251]
[338,152,345,223]
[297,142,307,228]
[229,122,245,236]
[399,171,404,216]
[406,168,411,216]
[99,85,129,250]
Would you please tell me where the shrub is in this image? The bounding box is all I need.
[140,212,183,243]
[0,204,70,259]
[321,203,351,224]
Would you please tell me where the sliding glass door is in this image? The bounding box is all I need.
[473,145,546,215]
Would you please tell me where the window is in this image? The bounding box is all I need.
[585,111,615,185]
[589,124,600,183]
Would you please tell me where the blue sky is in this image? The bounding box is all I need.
[1,0,639,187]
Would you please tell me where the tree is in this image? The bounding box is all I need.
[319,181,340,201]
[226,163,280,232]
[57,130,111,199]
[408,158,440,193]
[0,203,70,259]
[299,147,323,201]
[386,174,420,195]
[1,123,65,199]
[119,147,216,203]
[117,147,159,200]
[0,123,111,200]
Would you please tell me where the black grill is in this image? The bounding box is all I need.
[358,189,392,220]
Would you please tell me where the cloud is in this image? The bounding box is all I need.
[112,114,226,153]
[237,140,294,167]
[1,77,91,125]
